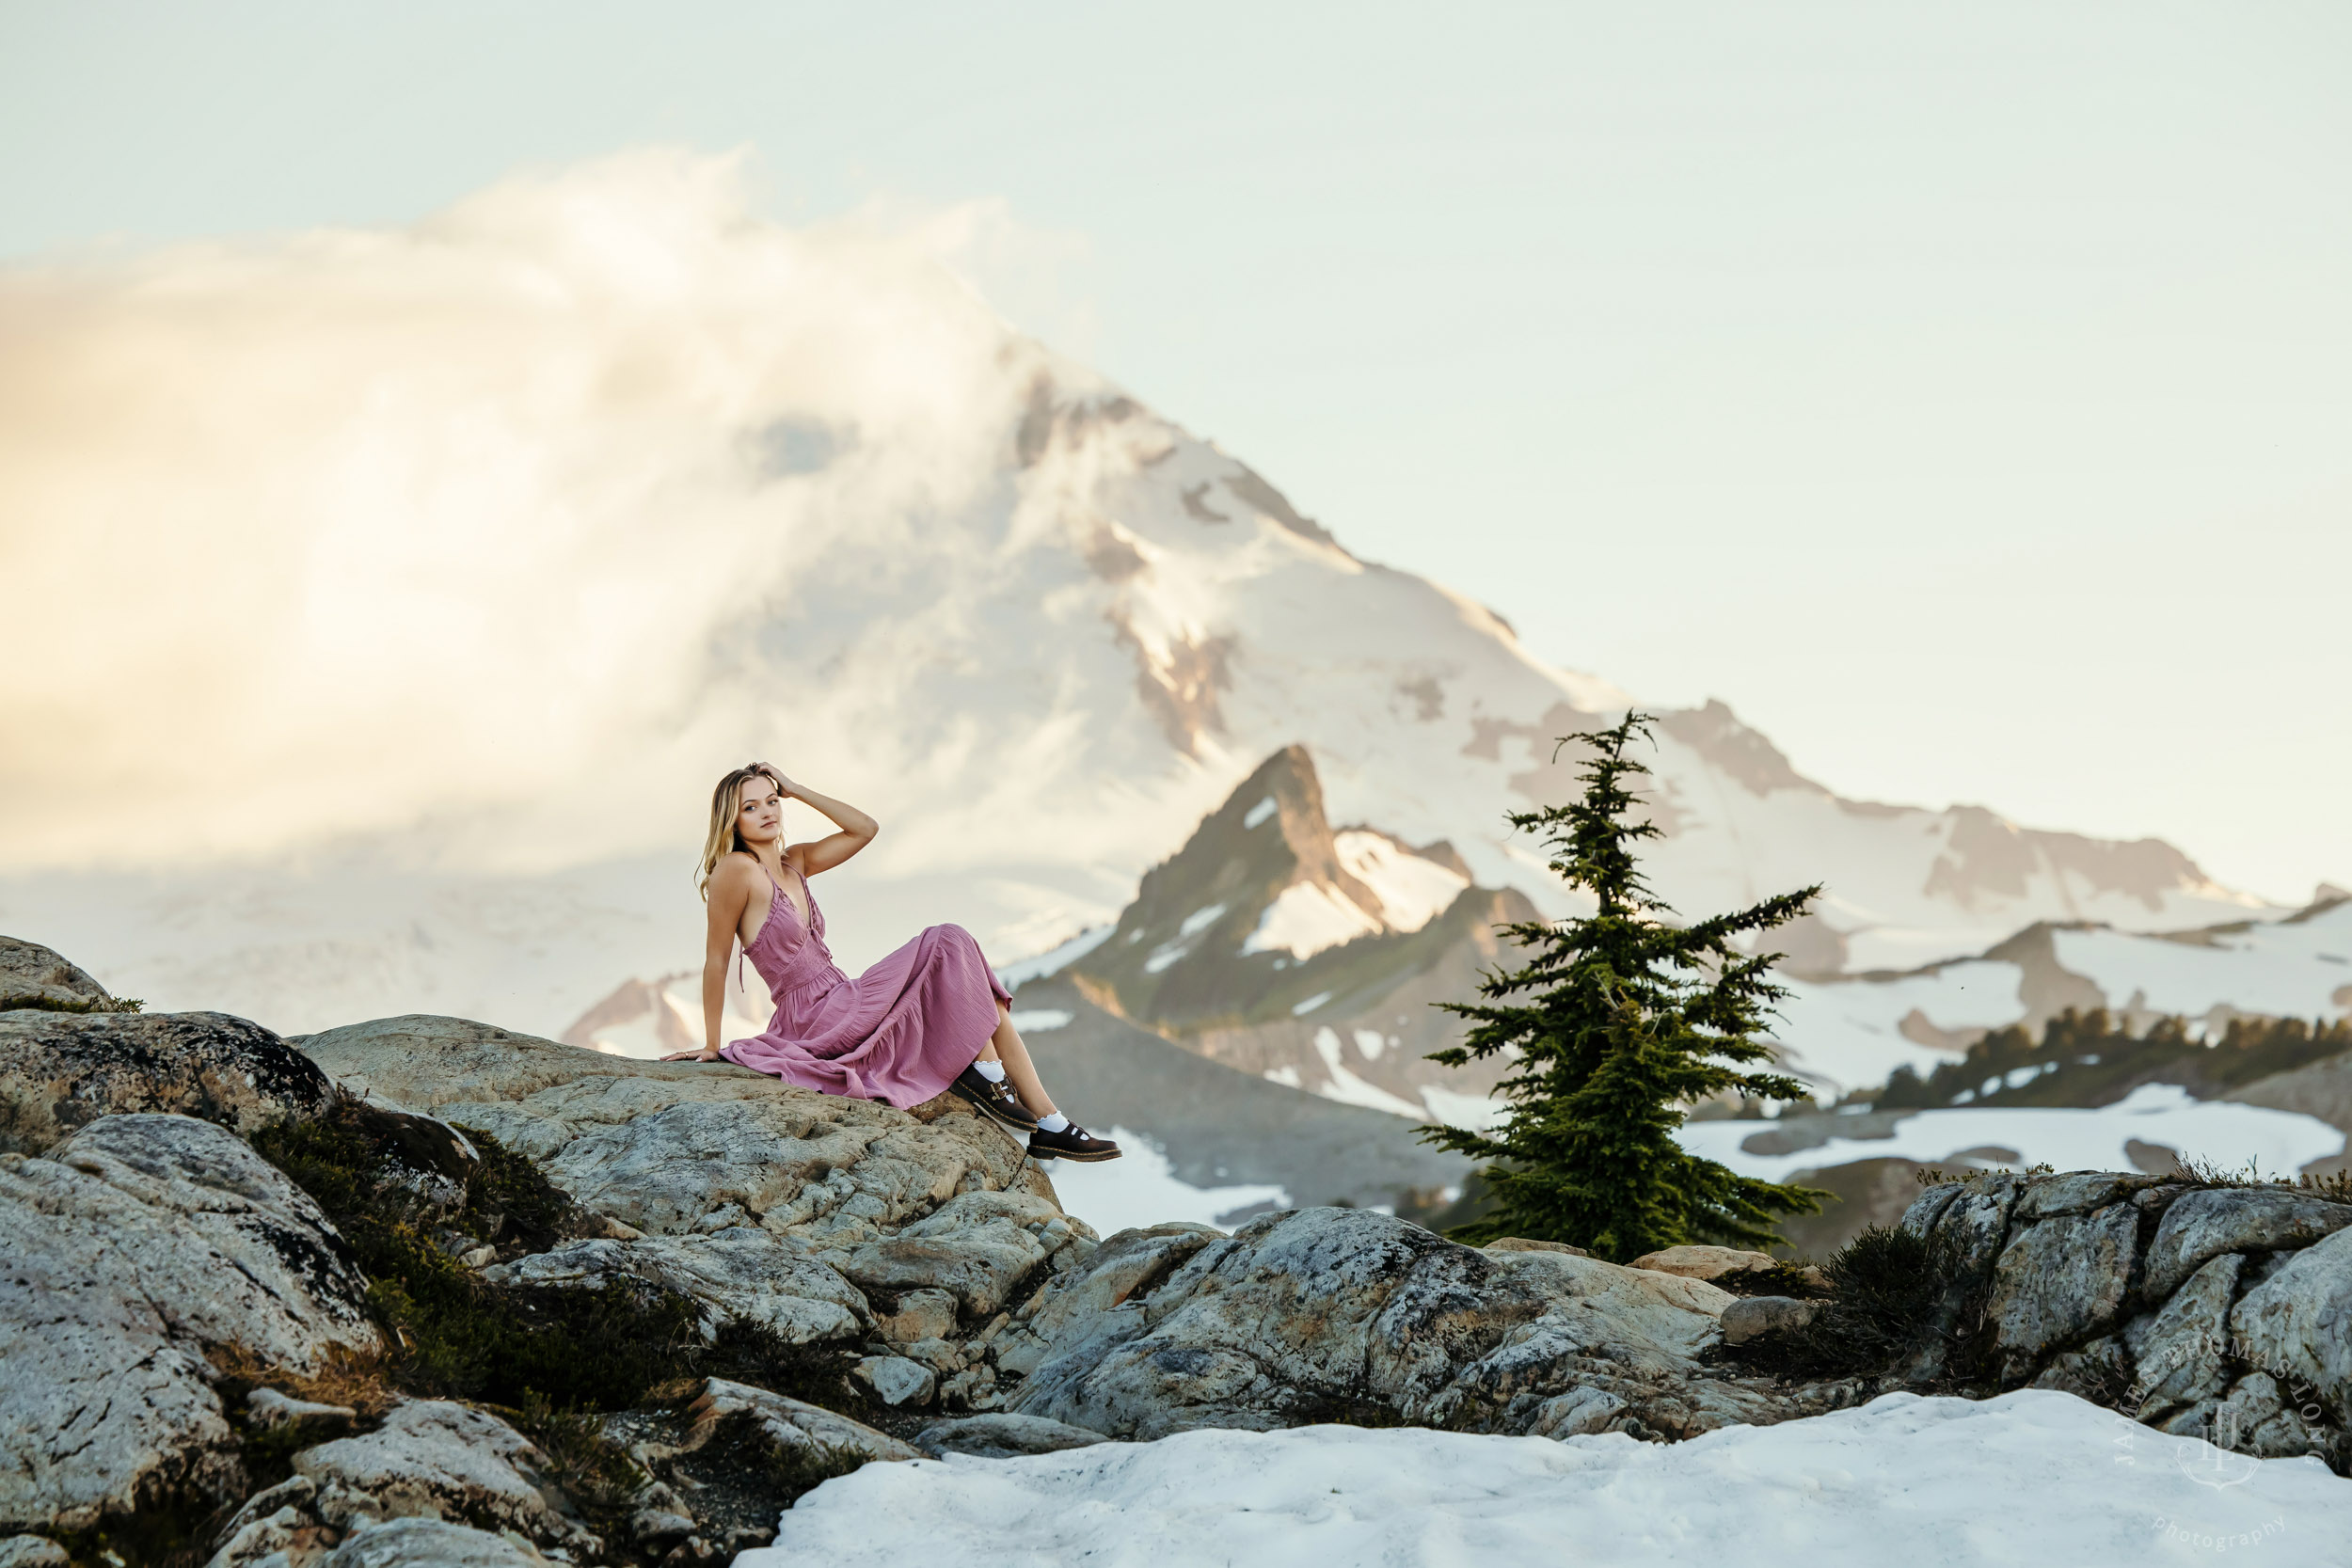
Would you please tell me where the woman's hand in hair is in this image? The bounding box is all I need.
[754,762,799,800]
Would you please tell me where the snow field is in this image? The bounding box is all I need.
[740,1390,2351,1567]
[1042,1125,1290,1235]
[1769,961,2026,1096]
[1678,1084,2346,1183]
[2053,904,2352,1022]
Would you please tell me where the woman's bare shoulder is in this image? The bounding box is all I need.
[711,851,765,889]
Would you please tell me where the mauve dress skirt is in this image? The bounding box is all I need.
[718,865,1011,1109]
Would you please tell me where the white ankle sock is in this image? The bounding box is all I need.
[1036,1112,1070,1133]
[974,1059,1007,1084]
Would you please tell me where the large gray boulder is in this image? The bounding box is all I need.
[299,1016,1095,1361]
[998,1206,1822,1442]
[1898,1169,2352,1466]
[0,1115,377,1538]
[0,1008,338,1154]
[0,938,119,1014]
[299,1016,1069,1241]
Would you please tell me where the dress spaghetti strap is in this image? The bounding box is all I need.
[737,857,790,992]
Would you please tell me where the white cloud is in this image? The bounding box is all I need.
[0,150,1058,871]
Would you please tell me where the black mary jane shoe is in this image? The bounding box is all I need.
[949,1064,1040,1132]
[1027,1122,1121,1163]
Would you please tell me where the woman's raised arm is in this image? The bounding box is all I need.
[767,770,878,877]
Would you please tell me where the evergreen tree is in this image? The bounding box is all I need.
[1421,712,1825,1259]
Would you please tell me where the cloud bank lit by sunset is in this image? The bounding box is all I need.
[0,151,1047,871]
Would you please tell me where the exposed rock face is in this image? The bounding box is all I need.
[997,1206,1831,1442]
[0,1114,377,1538]
[912,1413,1110,1460]
[297,1402,595,1553]
[2232,1226,2352,1433]
[1987,1201,2139,1378]
[0,1008,339,1154]
[0,938,119,1013]
[1899,1170,2352,1465]
[299,1016,1066,1238]
[1721,1296,1819,1345]
[853,1356,937,1407]
[300,1016,1095,1377]
[1628,1245,1780,1282]
[211,1401,596,1568]
[2128,1253,2242,1427]
[683,1380,920,1465]
[484,1229,874,1345]
[1484,1237,1590,1259]
[319,1517,551,1567]
[2142,1187,2352,1300]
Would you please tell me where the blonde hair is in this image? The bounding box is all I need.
[697,764,786,900]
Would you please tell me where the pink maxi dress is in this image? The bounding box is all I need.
[719,861,1011,1109]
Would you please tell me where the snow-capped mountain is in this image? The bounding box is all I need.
[0,157,2281,1041]
[744,363,2266,980]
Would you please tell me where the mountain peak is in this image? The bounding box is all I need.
[1068,746,1475,1031]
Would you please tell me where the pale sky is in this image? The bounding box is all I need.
[4,2,2347,901]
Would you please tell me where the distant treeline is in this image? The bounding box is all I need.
[1872,1008,2352,1111]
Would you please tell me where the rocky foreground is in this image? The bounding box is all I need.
[3,935,2348,1566]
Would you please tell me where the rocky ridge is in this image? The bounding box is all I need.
[1890,1167,2352,1465]
[4,940,2350,1564]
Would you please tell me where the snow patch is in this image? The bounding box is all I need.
[1678,1083,2346,1183]
[996,925,1114,990]
[2053,904,2352,1021]
[743,1389,2352,1567]
[1241,796,1279,830]
[1332,831,1467,932]
[1244,882,1384,960]
[1420,1085,1511,1132]
[1310,1027,1428,1119]
[1351,1028,1386,1061]
[1009,1009,1073,1033]
[1178,902,1230,939]
[1042,1125,1289,1236]
[1289,990,1334,1016]
[1769,960,2026,1096]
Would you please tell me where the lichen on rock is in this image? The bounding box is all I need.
[0,1114,377,1543]
[0,1008,338,1155]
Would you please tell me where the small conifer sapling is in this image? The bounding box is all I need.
[1421,712,1826,1259]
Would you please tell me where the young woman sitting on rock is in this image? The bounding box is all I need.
[662,763,1120,1164]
